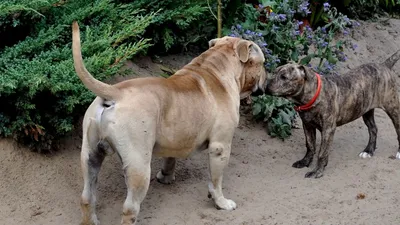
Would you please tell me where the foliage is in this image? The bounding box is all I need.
[335,0,400,20]
[252,95,296,140]
[226,0,358,139]
[0,0,154,151]
[130,0,217,53]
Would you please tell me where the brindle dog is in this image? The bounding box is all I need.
[266,50,400,178]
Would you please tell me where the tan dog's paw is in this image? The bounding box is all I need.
[156,171,175,185]
[80,220,99,225]
[214,197,237,211]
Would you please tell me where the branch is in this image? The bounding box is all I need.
[217,0,222,38]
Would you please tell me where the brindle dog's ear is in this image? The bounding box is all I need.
[208,38,219,48]
[298,64,313,81]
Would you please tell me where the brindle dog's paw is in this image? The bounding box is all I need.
[359,151,372,159]
[156,171,175,185]
[305,170,324,179]
[292,159,311,168]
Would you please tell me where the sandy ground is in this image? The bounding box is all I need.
[1,18,400,225]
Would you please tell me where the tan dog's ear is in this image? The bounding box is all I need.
[236,40,251,63]
[236,40,265,63]
[209,38,219,48]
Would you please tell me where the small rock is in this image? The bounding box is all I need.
[356,193,366,200]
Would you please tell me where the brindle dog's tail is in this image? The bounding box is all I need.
[383,49,400,69]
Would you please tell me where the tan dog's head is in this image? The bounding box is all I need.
[208,37,267,99]
[266,63,313,97]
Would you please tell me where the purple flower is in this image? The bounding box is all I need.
[298,1,311,15]
[272,24,279,32]
[288,9,296,16]
[261,42,267,46]
[352,43,358,50]
[277,14,287,22]
[321,27,327,33]
[323,2,330,11]
[229,33,236,37]
[293,30,300,36]
[343,29,349,35]
[236,24,242,30]
[259,4,264,9]
[257,32,263,37]
[245,30,251,34]
[343,16,350,24]
[352,21,361,27]
[321,41,328,47]
[297,20,304,26]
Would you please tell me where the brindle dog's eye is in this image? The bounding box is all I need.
[280,74,287,80]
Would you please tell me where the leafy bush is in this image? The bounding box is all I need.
[334,0,400,20]
[0,0,154,151]
[226,0,358,139]
[252,95,296,140]
[130,0,217,53]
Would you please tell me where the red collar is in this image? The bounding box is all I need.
[294,73,322,112]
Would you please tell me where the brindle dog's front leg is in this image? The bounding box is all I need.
[305,125,336,178]
[293,122,316,168]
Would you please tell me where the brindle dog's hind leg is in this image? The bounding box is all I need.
[293,122,316,168]
[156,157,176,184]
[359,109,377,158]
[382,95,400,159]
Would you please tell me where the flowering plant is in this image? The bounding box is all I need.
[226,0,360,139]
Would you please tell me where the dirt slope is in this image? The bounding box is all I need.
[1,18,400,225]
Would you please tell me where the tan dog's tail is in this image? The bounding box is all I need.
[383,49,400,70]
[72,21,120,100]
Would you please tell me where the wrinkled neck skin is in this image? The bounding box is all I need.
[289,72,321,106]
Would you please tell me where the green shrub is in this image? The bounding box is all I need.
[252,95,296,140]
[131,0,217,53]
[0,0,154,151]
[333,0,400,20]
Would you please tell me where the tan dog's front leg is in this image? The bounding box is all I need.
[207,142,237,210]
[156,157,176,184]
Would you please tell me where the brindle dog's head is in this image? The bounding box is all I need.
[208,37,267,99]
[266,63,313,97]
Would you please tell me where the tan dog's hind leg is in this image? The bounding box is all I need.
[80,137,104,225]
[156,157,176,184]
[207,142,237,210]
[120,155,151,225]
[115,131,154,225]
